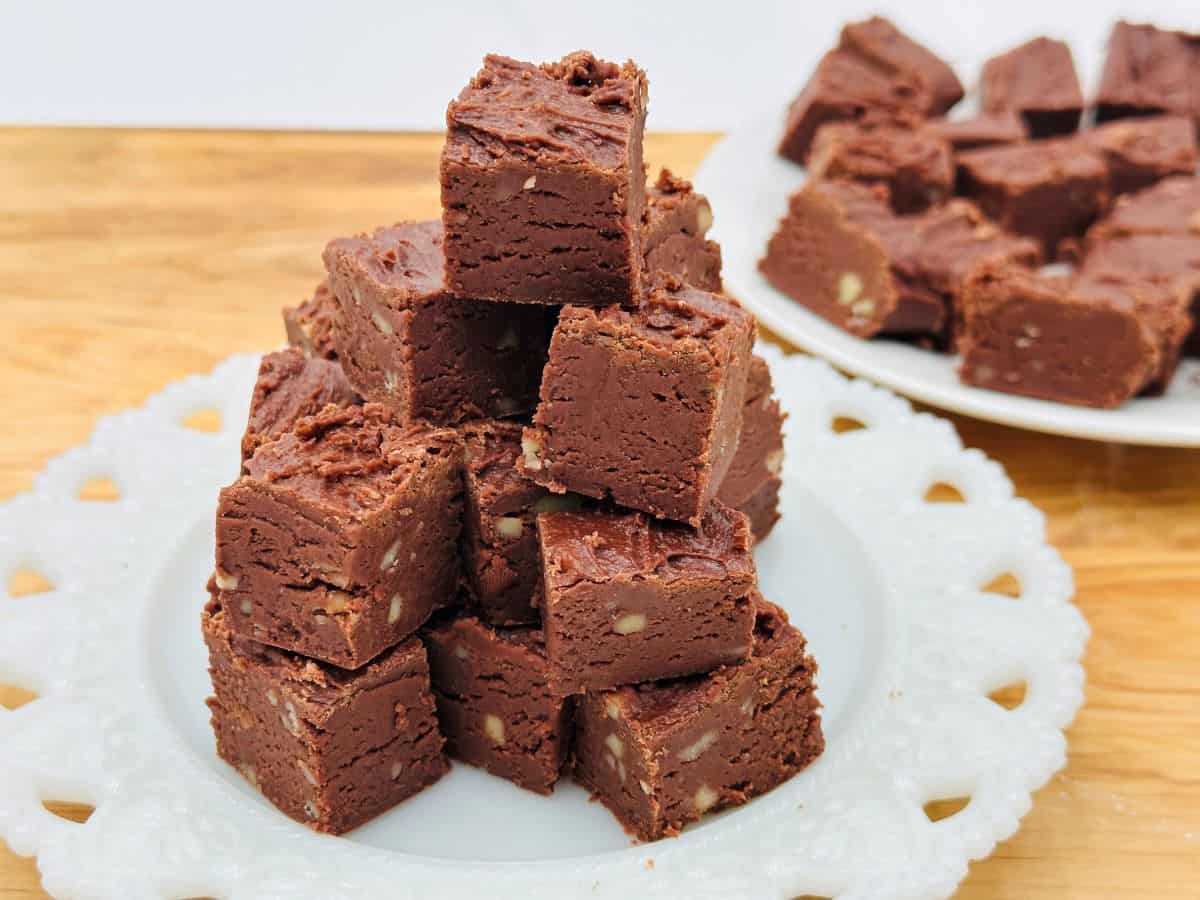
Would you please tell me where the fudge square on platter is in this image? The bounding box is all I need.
[239,347,358,465]
[283,279,341,361]
[573,597,823,842]
[203,600,447,835]
[215,404,463,669]
[956,138,1109,259]
[441,52,649,307]
[520,279,755,527]
[979,37,1083,138]
[1094,21,1200,127]
[837,16,964,115]
[537,502,757,695]
[323,220,555,426]
[423,613,573,795]
[716,355,785,542]
[459,418,580,627]
[958,264,1189,408]
[1082,116,1199,199]
[643,169,722,292]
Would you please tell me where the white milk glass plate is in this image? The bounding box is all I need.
[695,111,1200,447]
[0,345,1086,899]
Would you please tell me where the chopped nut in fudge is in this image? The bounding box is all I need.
[537,503,757,694]
[777,49,934,164]
[240,347,359,465]
[980,37,1083,138]
[441,52,649,307]
[323,220,555,426]
[1082,116,1199,199]
[958,264,1187,408]
[459,418,584,626]
[808,120,954,214]
[716,355,785,542]
[573,597,823,842]
[216,403,463,668]
[643,169,722,292]
[422,613,573,794]
[283,279,341,361]
[1095,21,1200,129]
[956,139,1108,258]
[203,599,447,834]
[520,280,754,526]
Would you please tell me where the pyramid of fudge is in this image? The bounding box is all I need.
[202,48,823,841]
[765,16,1200,408]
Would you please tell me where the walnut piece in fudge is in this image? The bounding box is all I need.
[980,37,1083,138]
[459,418,582,626]
[283,279,341,360]
[643,169,722,292]
[716,355,784,542]
[537,503,757,694]
[837,16,964,115]
[777,49,933,164]
[573,598,823,842]
[809,121,954,214]
[956,139,1108,258]
[203,600,447,835]
[441,52,649,307]
[216,404,463,668]
[1095,22,1200,129]
[324,220,554,426]
[759,181,946,340]
[423,613,573,794]
[1083,116,1199,199]
[521,281,754,527]
[240,348,358,465]
[958,265,1187,407]
[923,112,1028,152]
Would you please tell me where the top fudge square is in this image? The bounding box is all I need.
[441,52,649,307]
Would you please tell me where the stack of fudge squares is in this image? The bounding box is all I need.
[203,50,822,842]
[762,16,1200,409]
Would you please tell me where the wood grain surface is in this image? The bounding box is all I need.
[2,128,1198,899]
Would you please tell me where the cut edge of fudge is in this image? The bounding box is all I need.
[283,279,341,361]
[979,36,1084,138]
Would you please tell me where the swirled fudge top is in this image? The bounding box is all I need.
[323,220,444,302]
[243,403,460,517]
[446,52,648,169]
[576,279,753,352]
[539,502,754,590]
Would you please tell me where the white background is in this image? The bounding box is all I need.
[1,0,1196,131]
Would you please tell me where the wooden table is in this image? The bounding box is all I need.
[1,128,1197,899]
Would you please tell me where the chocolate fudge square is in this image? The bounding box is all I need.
[644,169,722,292]
[203,601,447,835]
[980,37,1083,138]
[521,281,754,527]
[838,16,964,115]
[777,49,933,164]
[441,52,648,307]
[423,613,573,794]
[1085,176,1200,246]
[924,112,1028,152]
[958,265,1185,407]
[1095,22,1200,128]
[809,121,954,213]
[240,348,358,465]
[573,598,823,842]
[459,418,582,626]
[956,139,1108,258]
[283,279,341,361]
[324,220,554,426]
[1083,116,1199,199]
[537,503,757,694]
[759,180,945,340]
[716,355,785,542]
[216,404,463,668]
